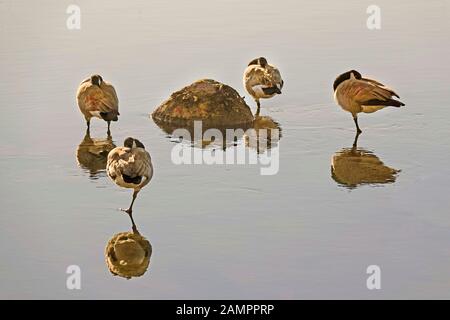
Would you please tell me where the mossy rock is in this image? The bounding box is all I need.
[152,79,254,128]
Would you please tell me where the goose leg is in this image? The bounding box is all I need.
[121,190,139,225]
[353,115,362,134]
[131,223,139,235]
[255,100,261,116]
[352,130,361,148]
[107,121,111,136]
[86,119,90,131]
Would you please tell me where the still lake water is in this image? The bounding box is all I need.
[1,0,450,299]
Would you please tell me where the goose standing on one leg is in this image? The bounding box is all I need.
[107,137,153,224]
[243,57,284,116]
[333,70,405,133]
[77,74,120,134]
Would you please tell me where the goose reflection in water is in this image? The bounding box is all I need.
[244,115,281,154]
[76,130,116,178]
[105,217,152,280]
[331,133,400,189]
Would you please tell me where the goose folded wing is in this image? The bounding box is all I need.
[350,81,404,108]
[119,151,152,182]
[361,78,400,98]
[102,83,119,110]
[267,66,283,86]
[82,89,113,113]
[352,80,397,104]
[246,67,267,86]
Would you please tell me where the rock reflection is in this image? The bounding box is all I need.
[153,114,281,152]
[105,218,152,280]
[76,130,116,178]
[331,133,400,188]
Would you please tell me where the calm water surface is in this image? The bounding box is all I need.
[1,0,450,298]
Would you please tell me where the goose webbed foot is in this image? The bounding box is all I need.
[120,207,136,227]
[119,190,138,225]
[120,208,132,215]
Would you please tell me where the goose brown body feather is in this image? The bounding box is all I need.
[334,73,404,116]
[107,146,153,191]
[77,77,120,122]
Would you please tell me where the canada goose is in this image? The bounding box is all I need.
[76,74,119,134]
[243,57,283,115]
[333,70,404,133]
[76,131,116,177]
[107,137,153,223]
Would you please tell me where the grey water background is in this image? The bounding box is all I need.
[0,0,450,298]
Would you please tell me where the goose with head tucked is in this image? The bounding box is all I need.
[77,74,120,134]
[107,137,153,223]
[333,70,404,133]
[243,57,283,115]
